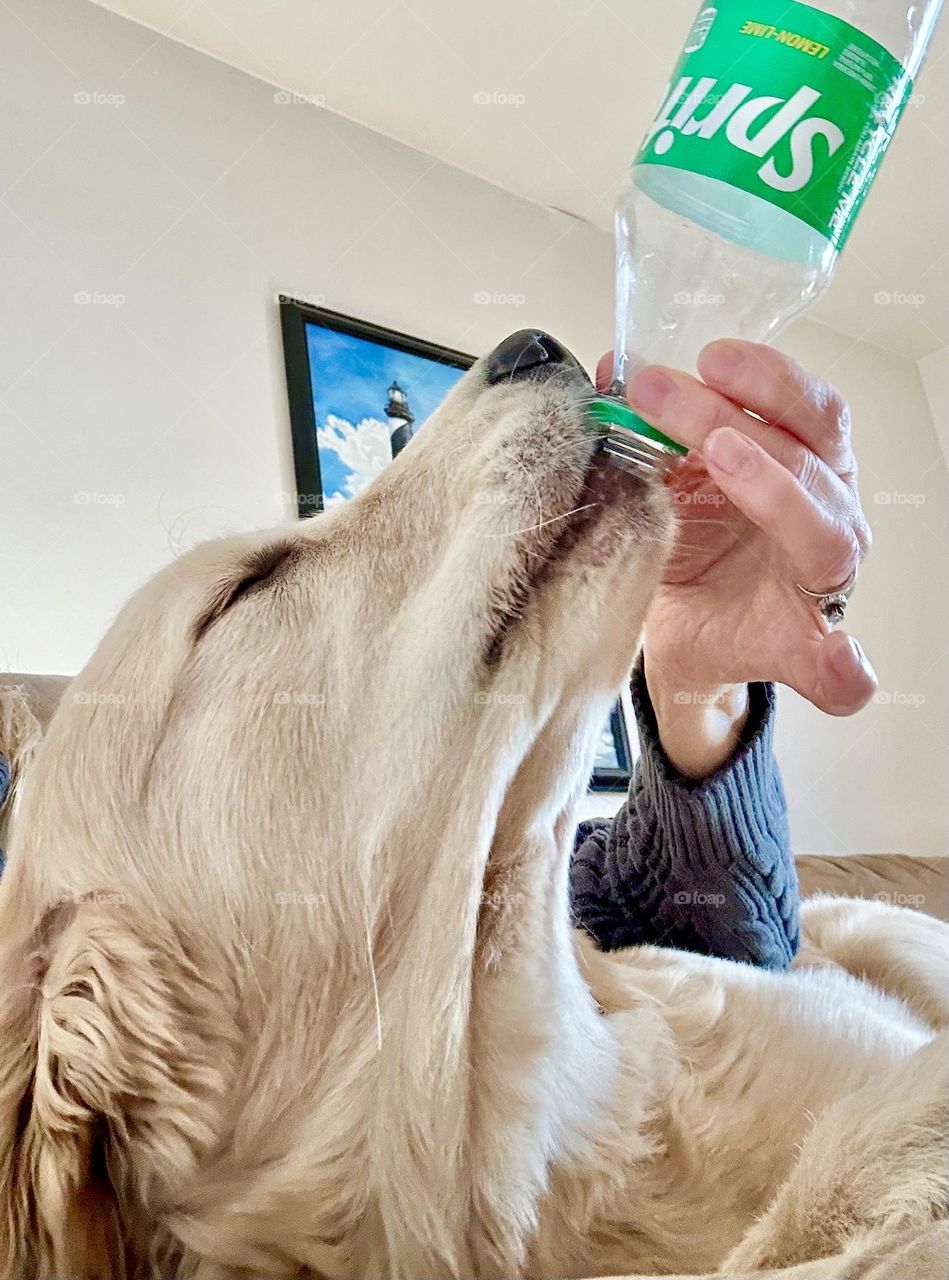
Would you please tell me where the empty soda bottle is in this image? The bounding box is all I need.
[592,0,943,471]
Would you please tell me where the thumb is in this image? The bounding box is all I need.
[595,351,613,392]
[787,630,878,716]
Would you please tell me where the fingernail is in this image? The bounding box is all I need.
[595,351,614,392]
[704,342,744,381]
[629,368,675,415]
[704,427,755,477]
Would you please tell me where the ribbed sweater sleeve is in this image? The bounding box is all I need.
[570,658,799,970]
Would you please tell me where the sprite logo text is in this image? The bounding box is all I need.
[646,78,845,195]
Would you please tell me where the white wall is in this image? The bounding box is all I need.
[1,0,947,855]
[920,347,949,465]
[772,331,948,857]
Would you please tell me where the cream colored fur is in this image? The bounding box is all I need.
[0,354,945,1279]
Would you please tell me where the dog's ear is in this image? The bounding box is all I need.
[0,896,237,1279]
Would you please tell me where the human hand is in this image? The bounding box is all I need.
[598,340,876,773]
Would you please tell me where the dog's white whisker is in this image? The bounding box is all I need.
[476,501,600,540]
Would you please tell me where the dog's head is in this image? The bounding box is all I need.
[0,330,673,1278]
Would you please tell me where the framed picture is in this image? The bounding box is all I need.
[279,297,632,793]
[279,299,473,519]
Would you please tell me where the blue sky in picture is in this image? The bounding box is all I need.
[306,322,467,507]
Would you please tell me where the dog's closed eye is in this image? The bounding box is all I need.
[192,540,298,643]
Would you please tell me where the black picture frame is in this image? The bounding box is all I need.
[279,297,473,520]
[278,296,632,793]
[588,706,634,793]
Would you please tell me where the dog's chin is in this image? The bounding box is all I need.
[485,449,671,675]
[551,454,665,569]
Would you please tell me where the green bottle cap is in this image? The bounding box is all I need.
[587,397,688,457]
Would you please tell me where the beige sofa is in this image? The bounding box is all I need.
[1,673,945,922]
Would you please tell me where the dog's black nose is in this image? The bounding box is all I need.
[485,330,581,384]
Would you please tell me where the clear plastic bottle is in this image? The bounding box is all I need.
[594,0,943,462]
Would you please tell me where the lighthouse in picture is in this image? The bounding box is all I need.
[385,380,415,458]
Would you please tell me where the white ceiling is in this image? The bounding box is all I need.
[92,0,948,360]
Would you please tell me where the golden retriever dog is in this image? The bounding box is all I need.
[0,331,946,1280]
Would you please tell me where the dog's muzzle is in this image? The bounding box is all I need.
[485,330,584,384]
[484,330,675,480]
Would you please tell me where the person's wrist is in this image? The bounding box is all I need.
[643,647,751,780]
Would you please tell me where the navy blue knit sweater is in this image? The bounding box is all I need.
[571,659,798,969]
[0,668,797,966]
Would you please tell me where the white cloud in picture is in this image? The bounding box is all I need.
[316,414,391,502]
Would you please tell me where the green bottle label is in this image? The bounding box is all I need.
[633,0,911,251]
